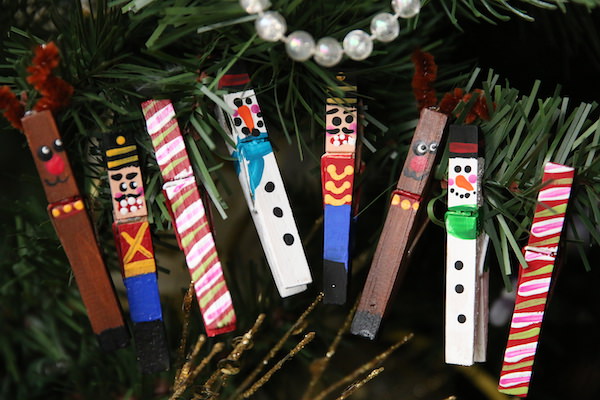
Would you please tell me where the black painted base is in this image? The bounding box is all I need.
[97,325,130,352]
[323,260,348,305]
[350,311,382,340]
[133,320,170,374]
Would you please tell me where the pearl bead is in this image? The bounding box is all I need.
[239,0,271,14]
[392,0,421,18]
[342,30,373,61]
[313,37,343,67]
[285,31,315,61]
[370,12,400,42]
[255,11,287,42]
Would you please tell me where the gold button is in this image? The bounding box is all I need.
[391,194,401,205]
[51,208,60,217]
[401,199,411,210]
[74,200,84,210]
[63,204,73,213]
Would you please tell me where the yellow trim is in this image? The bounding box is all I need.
[324,180,351,194]
[124,259,156,277]
[324,194,352,206]
[326,164,354,180]
[107,155,139,169]
[121,222,152,263]
[106,145,136,157]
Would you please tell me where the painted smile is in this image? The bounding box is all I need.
[44,175,70,186]
[115,193,144,216]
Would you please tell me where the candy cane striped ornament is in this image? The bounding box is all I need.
[498,162,574,397]
[142,99,236,336]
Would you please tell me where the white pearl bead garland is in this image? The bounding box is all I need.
[240,0,421,66]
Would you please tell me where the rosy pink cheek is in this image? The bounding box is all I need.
[348,123,357,132]
[233,110,239,117]
[137,187,144,195]
[409,156,427,172]
[447,178,454,186]
[251,104,260,113]
[468,174,477,183]
[114,192,122,198]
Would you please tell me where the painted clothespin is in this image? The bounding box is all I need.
[218,67,312,298]
[445,125,490,365]
[21,110,129,351]
[498,162,574,397]
[321,74,360,304]
[351,108,448,339]
[103,131,169,373]
[141,100,236,337]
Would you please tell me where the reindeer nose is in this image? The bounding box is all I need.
[456,175,474,191]
[45,154,65,176]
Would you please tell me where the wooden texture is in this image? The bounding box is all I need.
[351,108,447,339]
[498,162,574,397]
[21,110,79,203]
[445,125,489,365]
[22,111,128,351]
[221,89,312,297]
[142,99,236,336]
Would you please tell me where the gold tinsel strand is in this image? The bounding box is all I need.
[241,332,316,399]
[176,281,196,375]
[313,333,414,400]
[334,367,385,400]
[302,296,360,400]
[233,292,324,398]
[170,341,225,400]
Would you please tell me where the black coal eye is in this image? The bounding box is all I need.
[454,166,461,173]
[465,166,472,173]
[245,98,252,105]
[345,115,354,124]
[37,145,53,161]
[53,139,64,152]
[429,142,438,153]
[414,141,427,155]
[120,182,127,191]
[233,98,243,107]
[130,181,138,189]
[332,117,342,126]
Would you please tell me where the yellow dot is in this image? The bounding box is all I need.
[74,200,84,210]
[63,204,73,213]
[116,135,126,145]
[51,208,61,217]
[401,199,411,210]
[391,194,401,205]
[413,201,420,211]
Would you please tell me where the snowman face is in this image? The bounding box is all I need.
[325,105,357,153]
[224,90,266,141]
[448,158,478,207]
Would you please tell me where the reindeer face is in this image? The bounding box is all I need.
[21,110,79,203]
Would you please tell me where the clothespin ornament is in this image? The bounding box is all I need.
[321,74,360,304]
[498,162,574,397]
[21,110,129,351]
[103,131,169,373]
[351,108,448,339]
[444,125,490,365]
[141,100,236,336]
[218,67,312,298]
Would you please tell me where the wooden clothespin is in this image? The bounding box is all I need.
[321,73,360,304]
[351,108,448,339]
[141,100,236,337]
[218,67,312,298]
[498,162,574,397]
[103,131,169,373]
[21,110,129,351]
[444,125,490,365]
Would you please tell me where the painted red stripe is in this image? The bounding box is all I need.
[449,142,478,154]
[218,73,250,89]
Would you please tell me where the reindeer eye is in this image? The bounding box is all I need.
[429,142,438,153]
[37,145,53,161]
[53,139,64,152]
[414,141,427,156]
